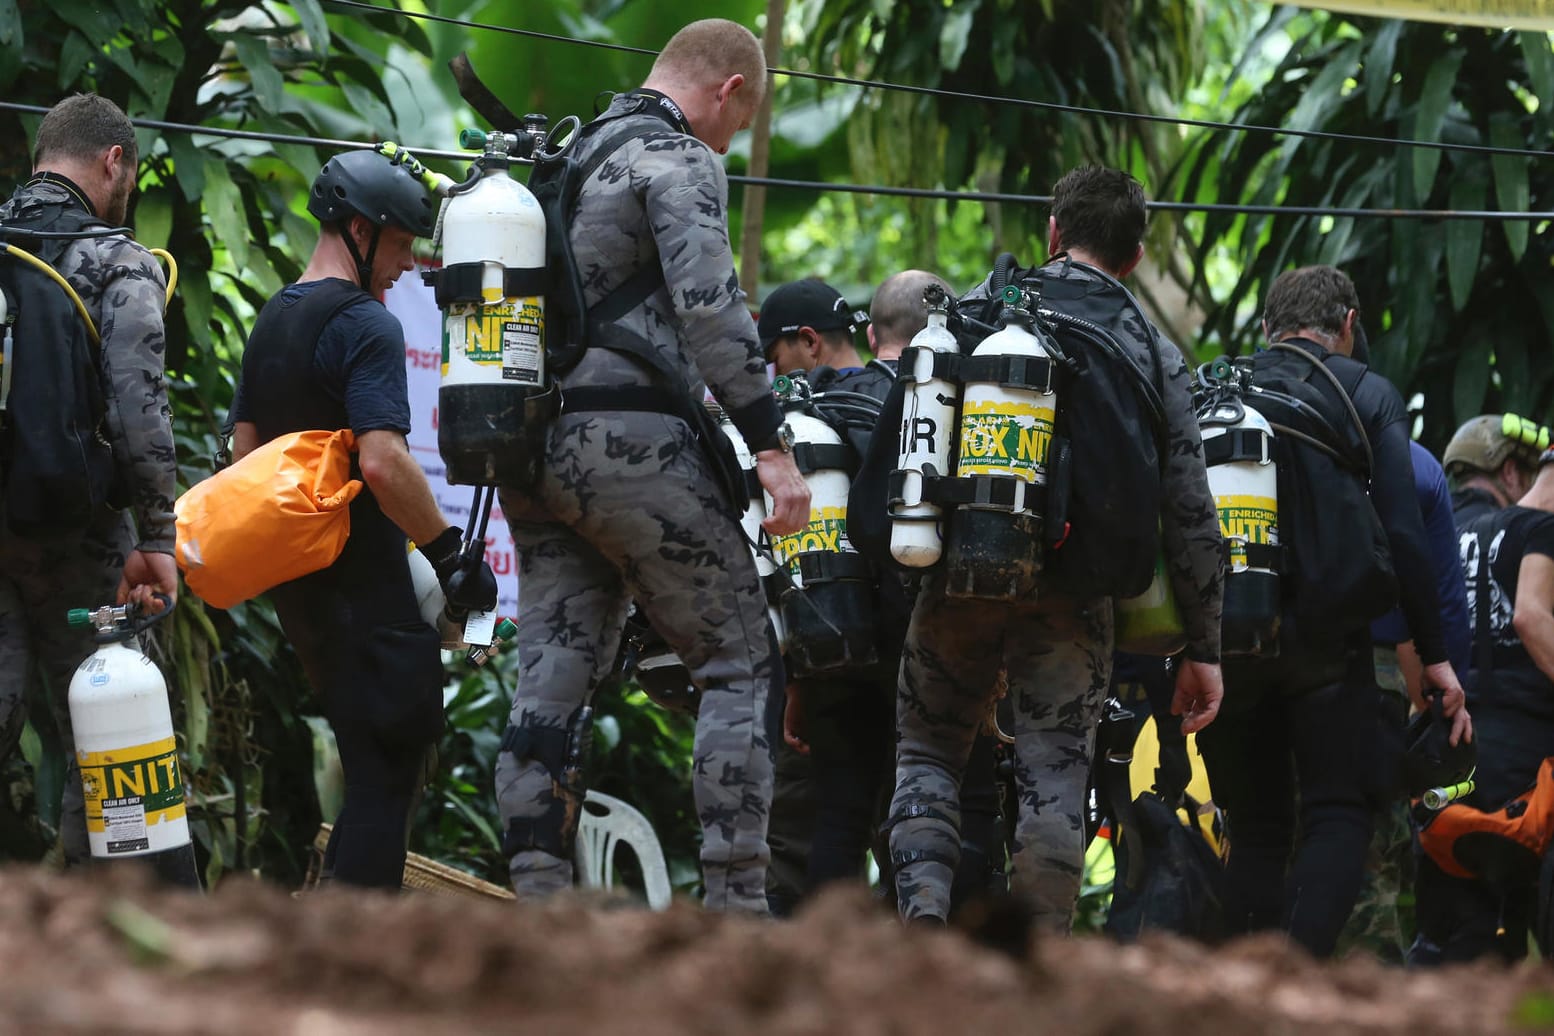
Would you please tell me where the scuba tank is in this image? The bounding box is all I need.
[944,285,1063,601]
[1196,357,1281,656]
[767,372,877,676]
[66,598,199,887]
[712,402,786,649]
[889,283,960,569]
[431,118,555,488]
[408,544,517,665]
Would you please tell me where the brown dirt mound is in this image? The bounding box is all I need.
[0,868,1552,1035]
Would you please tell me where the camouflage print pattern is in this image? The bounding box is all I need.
[1338,798,1413,963]
[889,574,1113,929]
[496,410,776,912]
[560,96,775,424]
[0,179,177,552]
[963,261,1224,660]
[0,179,173,862]
[0,507,136,862]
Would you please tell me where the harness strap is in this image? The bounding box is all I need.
[559,385,682,416]
[1204,427,1272,466]
[959,353,1058,393]
[786,551,872,585]
[792,441,857,477]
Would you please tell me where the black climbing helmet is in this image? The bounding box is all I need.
[307,148,436,238]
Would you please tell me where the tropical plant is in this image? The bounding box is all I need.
[1173,11,1554,446]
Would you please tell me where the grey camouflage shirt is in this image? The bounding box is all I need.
[558,95,780,443]
[0,178,176,552]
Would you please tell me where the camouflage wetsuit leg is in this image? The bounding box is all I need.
[889,579,1111,929]
[0,508,136,863]
[887,576,1006,922]
[1002,598,1113,932]
[496,411,776,912]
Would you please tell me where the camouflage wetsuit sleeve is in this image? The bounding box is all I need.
[91,237,175,553]
[641,138,781,444]
[1156,335,1224,662]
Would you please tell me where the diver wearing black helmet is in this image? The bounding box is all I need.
[227,146,492,889]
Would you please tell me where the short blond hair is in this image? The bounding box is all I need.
[651,19,766,105]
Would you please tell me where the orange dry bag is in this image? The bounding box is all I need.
[174,429,363,608]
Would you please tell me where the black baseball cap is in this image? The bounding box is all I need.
[757,279,868,352]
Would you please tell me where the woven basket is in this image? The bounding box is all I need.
[303,823,515,901]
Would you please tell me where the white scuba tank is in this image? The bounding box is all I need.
[67,603,198,886]
[889,285,960,568]
[1200,389,1281,656]
[436,129,549,486]
[765,388,877,675]
[944,285,1061,600]
[716,406,786,648]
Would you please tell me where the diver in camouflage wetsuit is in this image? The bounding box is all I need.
[494,19,809,913]
[888,167,1226,930]
[0,95,179,863]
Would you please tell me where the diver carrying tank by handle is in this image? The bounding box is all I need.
[944,284,1065,601]
[1195,356,1281,656]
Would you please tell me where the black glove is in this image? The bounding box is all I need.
[419,526,497,622]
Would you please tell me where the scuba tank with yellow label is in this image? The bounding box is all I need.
[766,373,877,677]
[67,598,200,887]
[431,120,558,489]
[943,285,1064,601]
[1196,357,1281,656]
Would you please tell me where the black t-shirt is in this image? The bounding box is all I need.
[1460,504,1554,716]
[1452,486,1500,530]
[231,280,412,436]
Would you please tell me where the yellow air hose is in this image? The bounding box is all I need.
[149,247,178,308]
[0,242,98,344]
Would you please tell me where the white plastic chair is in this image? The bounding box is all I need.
[574,789,673,910]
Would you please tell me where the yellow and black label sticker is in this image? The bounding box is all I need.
[957,401,1054,479]
[773,506,851,570]
[79,735,187,834]
[1218,494,1279,571]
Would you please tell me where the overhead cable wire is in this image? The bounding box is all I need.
[321,0,1554,162]
[4,100,1551,220]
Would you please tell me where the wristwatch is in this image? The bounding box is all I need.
[752,422,796,455]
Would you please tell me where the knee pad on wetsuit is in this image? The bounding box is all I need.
[499,706,593,859]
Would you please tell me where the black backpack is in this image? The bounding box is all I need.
[960,256,1168,599]
[1243,341,1398,641]
[0,209,124,535]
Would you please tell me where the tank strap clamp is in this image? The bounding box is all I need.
[885,469,948,519]
[960,353,1058,393]
[1223,538,1285,573]
[431,261,549,308]
[897,346,962,383]
[786,551,874,585]
[1203,427,1272,466]
[792,441,858,477]
[928,473,1037,514]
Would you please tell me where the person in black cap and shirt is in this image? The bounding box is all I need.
[759,276,1007,914]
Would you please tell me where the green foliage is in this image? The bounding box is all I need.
[1174,14,1554,448]
[786,0,1210,266]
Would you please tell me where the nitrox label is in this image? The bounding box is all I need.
[442,297,545,384]
[773,506,852,572]
[79,735,187,854]
[956,400,1054,480]
[1218,494,1278,571]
